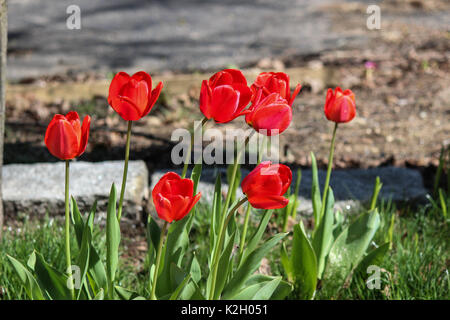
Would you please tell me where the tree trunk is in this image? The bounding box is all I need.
[0,0,7,236]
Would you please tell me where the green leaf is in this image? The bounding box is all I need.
[93,288,104,300]
[157,217,190,297]
[312,187,335,279]
[241,209,272,265]
[210,174,222,257]
[189,254,201,284]
[106,184,120,290]
[291,223,317,300]
[222,232,287,299]
[323,210,381,290]
[33,251,72,300]
[86,246,107,294]
[6,254,45,300]
[212,231,237,299]
[311,152,322,227]
[190,162,202,195]
[169,264,192,301]
[71,197,84,247]
[76,210,93,299]
[353,242,390,280]
[232,276,281,300]
[280,243,293,283]
[114,285,141,300]
[146,216,161,262]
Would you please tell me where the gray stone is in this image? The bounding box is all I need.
[150,166,428,216]
[3,160,148,223]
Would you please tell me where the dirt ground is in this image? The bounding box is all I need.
[4,0,450,190]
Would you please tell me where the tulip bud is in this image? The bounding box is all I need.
[152,172,201,223]
[241,161,292,209]
[250,72,301,107]
[44,111,90,160]
[324,87,356,123]
[199,69,252,123]
[245,92,292,136]
[108,71,163,121]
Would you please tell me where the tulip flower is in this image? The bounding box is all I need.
[242,161,292,209]
[44,111,91,160]
[150,172,201,300]
[152,172,201,223]
[199,69,252,123]
[108,71,163,220]
[44,111,91,299]
[250,72,302,107]
[108,71,163,121]
[323,87,356,123]
[245,92,292,136]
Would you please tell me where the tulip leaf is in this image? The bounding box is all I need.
[76,209,94,299]
[240,209,272,265]
[114,285,141,300]
[323,210,381,290]
[189,254,201,284]
[212,231,237,300]
[311,152,322,227]
[210,173,222,256]
[86,245,107,294]
[146,215,161,264]
[353,242,390,281]
[106,184,120,294]
[291,223,318,300]
[71,197,84,247]
[280,243,294,283]
[312,187,335,279]
[190,162,202,195]
[6,254,45,300]
[231,276,281,300]
[33,251,72,300]
[157,217,190,297]
[222,232,287,299]
[93,288,104,300]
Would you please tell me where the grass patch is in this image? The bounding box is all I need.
[1,196,449,300]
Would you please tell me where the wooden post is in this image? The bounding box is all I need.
[0,0,7,236]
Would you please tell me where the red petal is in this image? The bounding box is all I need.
[142,81,163,117]
[77,115,91,157]
[44,115,79,160]
[251,102,292,136]
[248,195,289,209]
[209,85,240,123]
[154,194,174,223]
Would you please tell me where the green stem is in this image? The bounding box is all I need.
[65,160,75,300]
[222,132,254,218]
[118,121,132,221]
[320,123,338,219]
[150,221,169,300]
[209,197,248,300]
[182,117,208,179]
[238,203,252,260]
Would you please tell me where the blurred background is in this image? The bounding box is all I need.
[4,0,450,188]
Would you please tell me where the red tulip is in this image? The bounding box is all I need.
[250,72,301,107]
[324,87,356,123]
[44,111,91,160]
[152,172,201,223]
[241,161,292,209]
[245,92,292,136]
[199,69,252,123]
[108,71,163,121]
